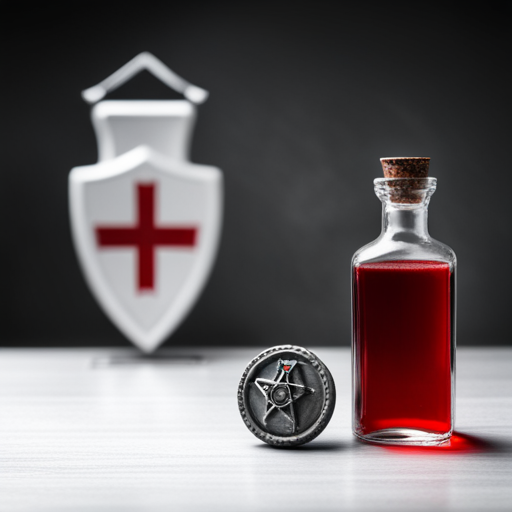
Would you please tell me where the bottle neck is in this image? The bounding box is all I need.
[381,204,430,241]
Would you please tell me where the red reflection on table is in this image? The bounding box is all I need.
[379,432,495,455]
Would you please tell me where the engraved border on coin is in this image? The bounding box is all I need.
[237,345,336,447]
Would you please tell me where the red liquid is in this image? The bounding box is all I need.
[353,260,452,436]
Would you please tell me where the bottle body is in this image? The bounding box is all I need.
[352,178,456,445]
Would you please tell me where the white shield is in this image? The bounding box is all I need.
[69,145,222,352]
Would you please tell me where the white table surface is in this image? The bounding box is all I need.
[0,347,511,512]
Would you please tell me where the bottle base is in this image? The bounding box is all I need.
[354,428,452,446]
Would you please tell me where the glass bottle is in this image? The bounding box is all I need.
[351,158,456,445]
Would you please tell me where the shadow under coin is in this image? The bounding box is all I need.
[255,440,347,452]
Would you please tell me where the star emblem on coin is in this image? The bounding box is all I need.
[254,358,315,432]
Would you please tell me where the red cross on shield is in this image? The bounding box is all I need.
[96,183,198,291]
[69,145,222,352]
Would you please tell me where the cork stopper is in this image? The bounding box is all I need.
[381,157,430,178]
[380,157,430,203]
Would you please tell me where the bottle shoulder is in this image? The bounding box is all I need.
[352,235,456,268]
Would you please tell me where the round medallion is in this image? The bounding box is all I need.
[237,345,336,447]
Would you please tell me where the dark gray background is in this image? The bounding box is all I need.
[2,3,510,347]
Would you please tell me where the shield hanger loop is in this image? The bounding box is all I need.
[81,52,209,105]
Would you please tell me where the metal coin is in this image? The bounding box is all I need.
[238,345,336,447]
